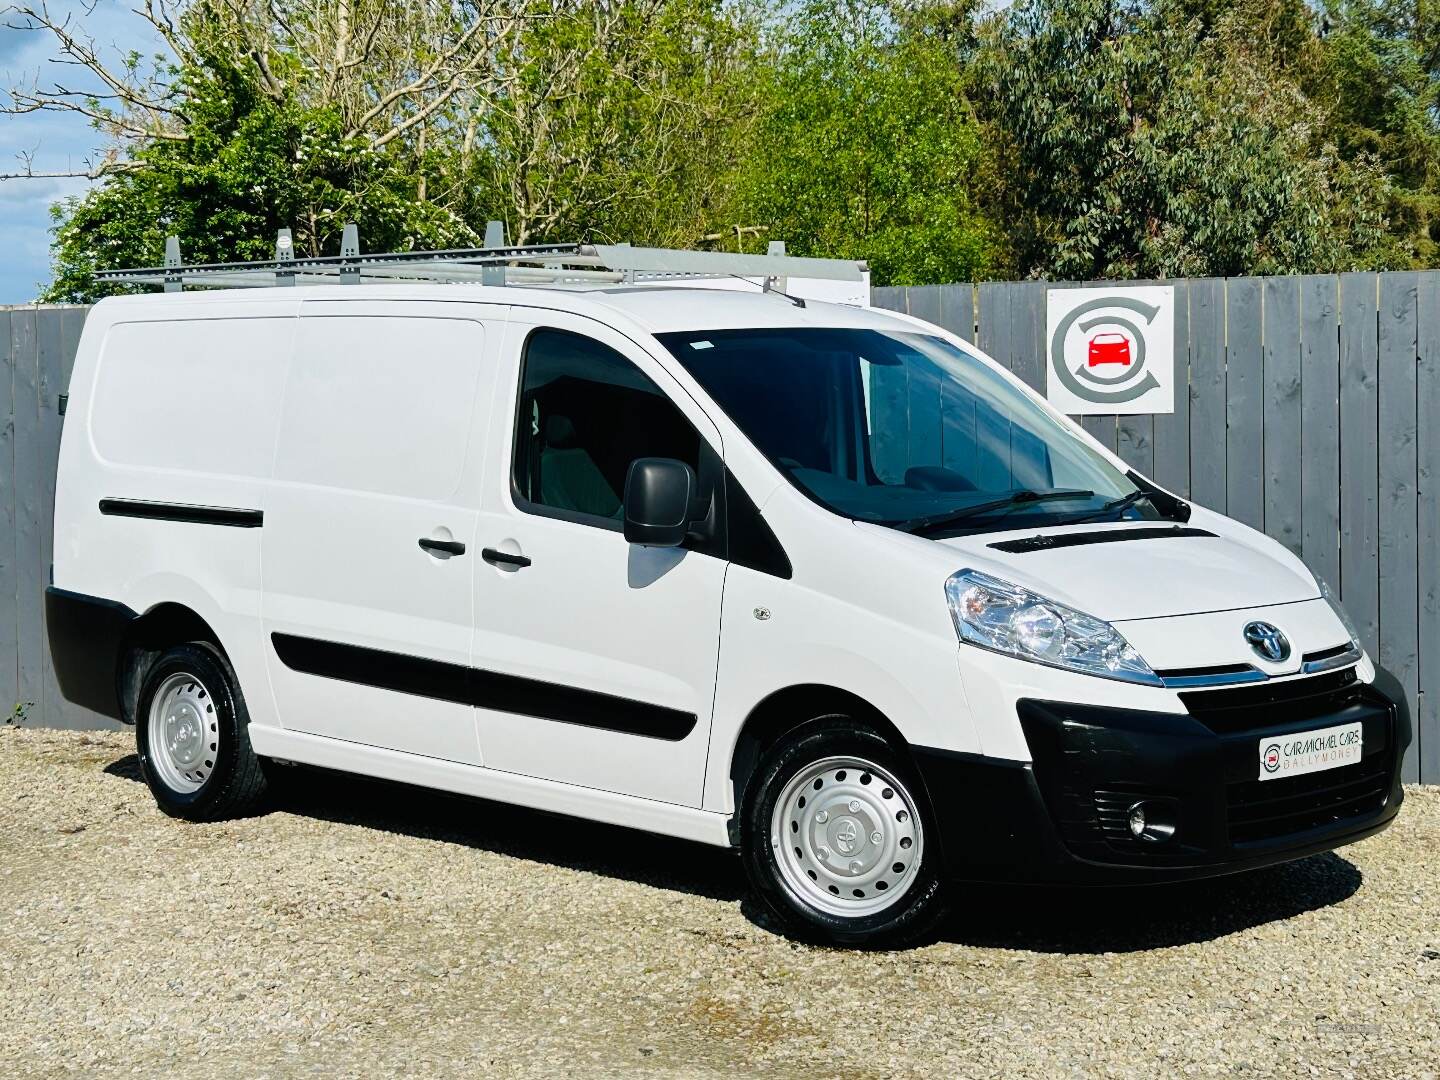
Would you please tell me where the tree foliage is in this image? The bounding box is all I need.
[730,0,1001,285]
[981,0,1395,279]
[3,0,1437,297]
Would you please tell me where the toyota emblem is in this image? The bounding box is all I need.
[1243,621,1291,663]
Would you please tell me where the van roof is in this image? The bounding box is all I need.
[92,283,922,337]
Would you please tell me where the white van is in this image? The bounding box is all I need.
[47,253,1409,946]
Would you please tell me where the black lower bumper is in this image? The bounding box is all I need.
[912,668,1409,885]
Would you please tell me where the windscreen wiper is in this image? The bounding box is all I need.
[885,489,1096,536]
[1061,488,1159,525]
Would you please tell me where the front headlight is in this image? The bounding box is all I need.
[1316,576,1363,648]
[945,569,1162,686]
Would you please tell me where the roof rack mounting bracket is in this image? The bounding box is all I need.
[339,223,361,286]
[275,228,295,287]
[163,236,183,294]
[481,220,508,286]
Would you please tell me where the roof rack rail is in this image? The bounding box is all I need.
[94,220,867,293]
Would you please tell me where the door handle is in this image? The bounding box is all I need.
[418,537,467,556]
[482,547,532,568]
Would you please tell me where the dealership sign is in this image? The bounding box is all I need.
[1045,285,1175,415]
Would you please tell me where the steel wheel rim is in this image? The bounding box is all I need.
[769,755,924,918]
[147,672,219,794]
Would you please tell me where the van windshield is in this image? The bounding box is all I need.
[657,327,1167,536]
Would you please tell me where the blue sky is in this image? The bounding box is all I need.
[0,2,159,303]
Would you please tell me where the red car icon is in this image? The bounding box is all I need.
[1087,332,1131,367]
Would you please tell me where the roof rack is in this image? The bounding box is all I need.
[94,220,867,293]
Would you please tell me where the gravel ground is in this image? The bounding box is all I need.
[1,727,1437,1079]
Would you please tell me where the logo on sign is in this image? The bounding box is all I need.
[1262,743,1282,773]
[1045,286,1175,415]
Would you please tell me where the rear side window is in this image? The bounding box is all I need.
[91,318,292,478]
[512,328,700,526]
[274,316,484,500]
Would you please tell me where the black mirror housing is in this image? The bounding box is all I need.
[624,457,698,547]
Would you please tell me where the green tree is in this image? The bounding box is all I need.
[43,48,471,302]
[1314,0,1440,266]
[981,0,1394,279]
[729,0,1004,285]
[469,0,765,247]
[16,0,766,302]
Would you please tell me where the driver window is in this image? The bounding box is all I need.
[513,328,702,526]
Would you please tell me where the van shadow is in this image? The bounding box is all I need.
[937,852,1362,954]
[103,753,1363,952]
[105,753,745,903]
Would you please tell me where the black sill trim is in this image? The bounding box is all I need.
[100,499,264,528]
[988,525,1216,553]
[270,632,697,742]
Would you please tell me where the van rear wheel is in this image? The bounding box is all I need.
[135,643,268,821]
[740,719,949,947]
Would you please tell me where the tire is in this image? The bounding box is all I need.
[740,717,950,947]
[135,642,269,821]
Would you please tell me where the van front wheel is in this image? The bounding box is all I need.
[135,643,268,821]
[740,720,949,947]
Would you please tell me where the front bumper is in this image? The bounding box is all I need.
[911,667,1409,885]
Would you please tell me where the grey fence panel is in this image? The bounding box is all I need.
[1340,273,1382,657]
[1263,276,1303,555]
[1419,271,1440,784]
[1008,282,1047,394]
[1300,275,1341,590]
[10,309,44,718]
[871,285,906,314]
[1189,279,1228,513]
[36,308,65,731]
[1150,280,1190,496]
[1379,273,1421,782]
[941,284,975,343]
[0,310,16,719]
[1226,277,1265,530]
[906,285,943,330]
[975,282,1011,378]
[1116,413,1152,475]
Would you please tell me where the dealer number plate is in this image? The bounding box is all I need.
[1258,722,1363,781]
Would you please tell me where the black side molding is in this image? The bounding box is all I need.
[270,633,698,742]
[45,587,138,720]
[99,499,264,528]
[989,525,1216,553]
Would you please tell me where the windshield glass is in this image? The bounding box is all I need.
[658,327,1166,536]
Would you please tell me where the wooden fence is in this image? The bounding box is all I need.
[875,273,1440,784]
[8,283,1440,781]
[0,306,100,730]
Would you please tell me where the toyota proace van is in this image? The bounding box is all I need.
[47,261,1409,946]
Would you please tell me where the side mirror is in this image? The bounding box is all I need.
[623,457,698,547]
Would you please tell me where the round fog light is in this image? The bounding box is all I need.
[1127,803,1147,838]
[1126,800,1178,844]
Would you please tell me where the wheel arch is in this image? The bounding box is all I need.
[726,683,910,844]
[119,602,228,724]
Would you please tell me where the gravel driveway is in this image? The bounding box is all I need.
[2,727,1437,1078]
